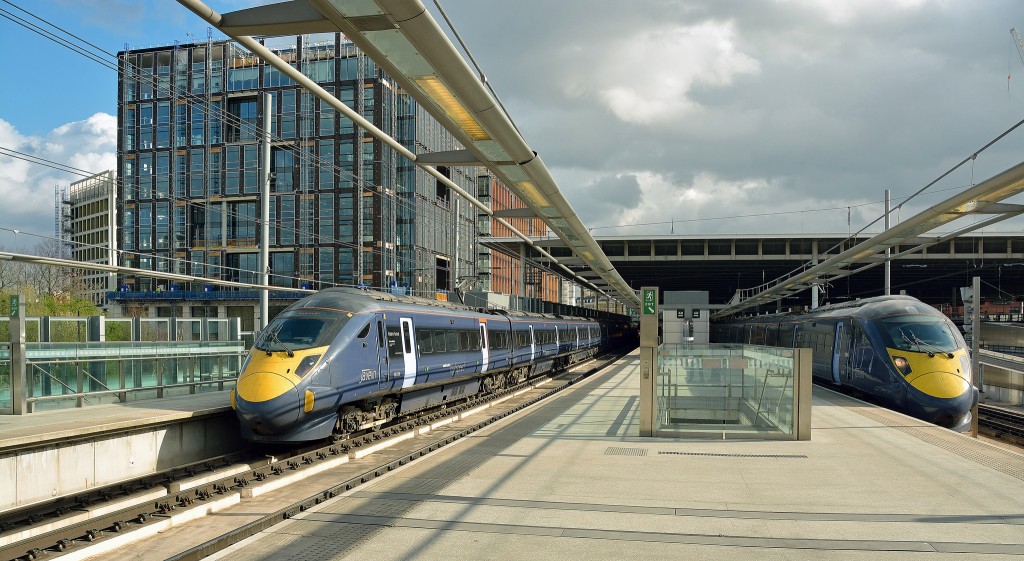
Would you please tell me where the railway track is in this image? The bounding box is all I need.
[0,351,627,561]
[978,403,1024,447]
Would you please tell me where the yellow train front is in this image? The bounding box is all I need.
[231,304,350,442]
[863,300,977,428]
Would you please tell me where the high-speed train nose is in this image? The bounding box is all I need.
[236,372,300,435]
[905,371,973,428]
[908,371,970,399]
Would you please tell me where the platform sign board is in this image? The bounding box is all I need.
[8,295,17,318]
[642,289,657,316]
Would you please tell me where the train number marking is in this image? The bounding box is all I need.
[360,369,378,382]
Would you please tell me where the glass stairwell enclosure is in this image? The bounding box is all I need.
[655,344,811,440]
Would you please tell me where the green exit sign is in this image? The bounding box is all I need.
[642,289,657,315]
[9,295,18,318]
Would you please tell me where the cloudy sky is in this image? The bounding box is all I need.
[2,0,1023,251]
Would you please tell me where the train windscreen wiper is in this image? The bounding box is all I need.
[268,329,295,357]
[902,329,953,358]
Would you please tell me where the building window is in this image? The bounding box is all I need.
[189,149,204,197]
[156,102,170,148]
[174,104,187,146]
[209,100,222,143]
[272,148,294,192]
[319,91,335,136]
[263,64,295,88]
[318,140,334,189]
[190,105,205,145]
[226,97,258,142]
[319,247,334,284]
[138,153,153,200]
[225,145,240,195]
[280,195,295,245]
[280,90,296,139]
[319,193,334,241]
[139,202,153,250]
[271,252,293,287]
[174,153,187,197]
[228,202,257,244]
[156,202,169,249]
[304,59,334,83]
[228,66,258,91]
[155,152,169,198]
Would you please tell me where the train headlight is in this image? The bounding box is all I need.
[295,354,323,378]
[892,356,912,376]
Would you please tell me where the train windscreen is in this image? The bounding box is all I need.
[880,317,960,353]
[254,311,348,352]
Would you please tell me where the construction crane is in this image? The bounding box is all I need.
[1013,28,1024,67]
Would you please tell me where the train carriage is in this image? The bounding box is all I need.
[232,287,625,442]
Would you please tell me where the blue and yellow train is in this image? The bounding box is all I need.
[231,287,630,442]
[712,295,978,430]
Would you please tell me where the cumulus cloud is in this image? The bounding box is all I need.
[586,21,760,124]
[0,113,116,250]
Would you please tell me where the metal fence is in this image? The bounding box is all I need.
[1,314,244,414]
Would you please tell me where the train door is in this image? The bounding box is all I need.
[479,323,489,373]
[832,321,850,384]
[529,326,536,362]
[400,318,417,389]
[375,315,388,390]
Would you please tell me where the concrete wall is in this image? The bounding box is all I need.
[0,414,241,513]
[982,365,1024,405]
[662,291,710,344]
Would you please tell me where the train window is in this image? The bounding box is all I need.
[386,326,403,358]
[446,330,459,352]
[460,331,471,351]
[377,321,385,349]
[417,329,433,354]
[469,331,480,350]
[402,322,412,354]
[357,323,370,339]
[489,331,504,350]
[433,330,446,352]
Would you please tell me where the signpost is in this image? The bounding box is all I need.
[642,288,657,315]
[9,295,26,414]
[639,287,658,436]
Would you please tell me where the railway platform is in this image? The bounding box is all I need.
[0,390,233,451]
[190,349,1024,560]
[0,391,239,514]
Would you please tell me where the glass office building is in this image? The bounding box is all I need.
[115,35,478,310]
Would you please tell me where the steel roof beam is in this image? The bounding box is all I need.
[715,160,1024,318]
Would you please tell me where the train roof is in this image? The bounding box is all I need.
[285,288,605,323]
[726,295,946,323]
